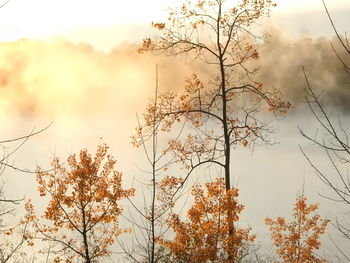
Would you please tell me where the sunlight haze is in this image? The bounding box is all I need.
[0,0,349,261]
[0,0,348,46]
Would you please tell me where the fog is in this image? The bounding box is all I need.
[0,27,349,260]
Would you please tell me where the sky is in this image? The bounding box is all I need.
[0,0,349,261]
[0,0,349,50]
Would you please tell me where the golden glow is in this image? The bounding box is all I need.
[0,0,347,118]
[0,39,163,119]
[0,0,170,40]
[0,0,348,44]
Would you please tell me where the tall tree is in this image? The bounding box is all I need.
[24,144,134,263]
[138,1,290,259]
[139,0,290,192]
[128,66,178,263]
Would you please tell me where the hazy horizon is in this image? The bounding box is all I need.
[0,0,349,261]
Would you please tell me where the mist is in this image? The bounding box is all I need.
[0,29,348,121]
[0,27,349,260]
[259,28,350,112]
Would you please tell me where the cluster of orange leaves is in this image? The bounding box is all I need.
[157,175,184,207]
[160,178,255,262]
[136,0,291,157]
[139,0,278,54]
[265,195,329,263]
[24,144,135,262]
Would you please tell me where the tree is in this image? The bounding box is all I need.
[138,0,290,259]
[0,1,52,259]
[139,0,290,192]
[265,194,329,263]
[299,0,350,259]
[0,125,52,262]
[300,67,350,240]
[159,177,255,262]
[24,144,135,263]
[127,66,178,263]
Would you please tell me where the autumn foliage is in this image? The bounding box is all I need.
[0,0,334,261]
[24,144,134,263]
[160,178,255,262]
[136,0,291,196]
[134,1,293,261]
[265,195,329,263]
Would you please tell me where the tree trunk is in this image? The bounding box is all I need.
[82,206,91,263]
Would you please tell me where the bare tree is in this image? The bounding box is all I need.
[0,0,10,9]
[300,0,350,261]
[0,1,54,262]
[0,125,51,263]
[126,65,187,263]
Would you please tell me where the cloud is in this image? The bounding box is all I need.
[0,39,203,120]
[0,29,348,125]
[0,29,347,258]
[0,40,143,117]
[258,27,350,112]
